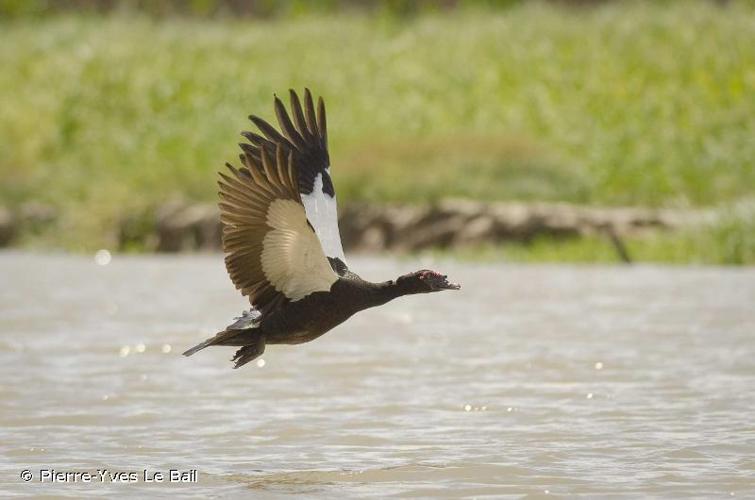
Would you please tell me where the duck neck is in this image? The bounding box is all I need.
[365,279,419,308]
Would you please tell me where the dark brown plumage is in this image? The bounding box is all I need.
[184,90,460,369]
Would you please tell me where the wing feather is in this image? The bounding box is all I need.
[274,95,306,149]
[219,147,337,314]
[239,89,348,273]
[303,88,319,137]
[316,96,328,146]
[289,89,313,141]
[249,115,289,145]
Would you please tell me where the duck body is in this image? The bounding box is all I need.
[263,273,390,345]
[183,89,459,369]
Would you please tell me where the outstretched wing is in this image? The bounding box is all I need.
[243,89,348,274]
[219,143,338,315]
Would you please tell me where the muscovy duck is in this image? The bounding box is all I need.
[183,89,460,368]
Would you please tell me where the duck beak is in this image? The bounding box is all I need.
[439,276,461,290]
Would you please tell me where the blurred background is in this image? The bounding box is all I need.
[0,0,753,263]
[2,4,755,497]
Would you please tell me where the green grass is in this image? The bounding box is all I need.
[0,1,754,260]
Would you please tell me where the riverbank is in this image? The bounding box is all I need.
[3,200,753,264]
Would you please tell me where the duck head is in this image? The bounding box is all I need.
[396,269,461,294]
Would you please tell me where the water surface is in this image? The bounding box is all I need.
[1,253,753,498]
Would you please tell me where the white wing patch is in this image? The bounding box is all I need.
[261,199,338,301]
[300,168,347,264]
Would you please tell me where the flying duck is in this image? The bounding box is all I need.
[183,89,460,368]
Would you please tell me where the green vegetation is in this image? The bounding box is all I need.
[0,1,753,261]
[0,0,607,20]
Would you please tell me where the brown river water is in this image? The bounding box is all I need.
[1,252,753,498]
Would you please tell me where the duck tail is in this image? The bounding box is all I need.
[182,335,218,357]
[183,309,263,357]
[182,329,239,356]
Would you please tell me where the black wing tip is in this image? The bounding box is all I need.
[303,88,314,108]
[241,130,262,141]
[248,114,266,124]
[251,90,319,111]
